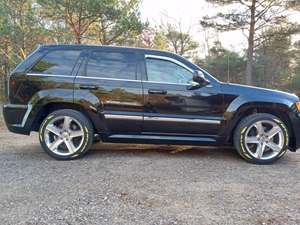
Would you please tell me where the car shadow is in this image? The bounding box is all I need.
[86,143,299,165]
[86,143,242,162]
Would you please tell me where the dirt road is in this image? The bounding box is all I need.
[0,123,300,225]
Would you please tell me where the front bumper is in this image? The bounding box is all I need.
[2,104,31,135]
[288,111,300,151]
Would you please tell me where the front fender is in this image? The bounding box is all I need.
[220,95,295,143]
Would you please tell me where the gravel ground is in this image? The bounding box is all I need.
[0,114,300,225]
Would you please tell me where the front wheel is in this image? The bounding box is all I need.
[39,109,94,160]
[234,113,289,164]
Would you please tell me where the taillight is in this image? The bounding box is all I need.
[8,74,18,100]
[10,79,16,90]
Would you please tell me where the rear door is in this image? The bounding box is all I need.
[74,48,143,134]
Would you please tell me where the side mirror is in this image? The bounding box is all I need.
[193,70,210,86]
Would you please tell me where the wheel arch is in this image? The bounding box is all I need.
[223,102,295,148]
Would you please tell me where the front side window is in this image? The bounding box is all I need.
[146,58,193,84]
[85,51,136,80]
[29,50,81,75]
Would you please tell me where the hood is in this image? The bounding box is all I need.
[222,83,299,103]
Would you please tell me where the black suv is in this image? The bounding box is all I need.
[3,45,300,164]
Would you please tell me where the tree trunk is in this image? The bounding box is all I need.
[245,0,256,85]
[75,33,82,44]
[2,42,9,101]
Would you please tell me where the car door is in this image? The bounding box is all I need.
[74,48,143,134]
[141,54,224,136]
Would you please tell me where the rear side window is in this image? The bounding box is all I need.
[85,51,136,80]
[29,50,81,75]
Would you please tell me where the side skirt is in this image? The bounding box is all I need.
[104,133,218,146]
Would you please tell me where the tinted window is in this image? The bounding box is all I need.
[29,50,81,75]
[86,51,136,80]
[146,58,193,84]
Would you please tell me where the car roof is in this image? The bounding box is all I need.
[40,44,173,55]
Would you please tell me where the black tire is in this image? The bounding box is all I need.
[39,109,94,160]
[233,113,289,164]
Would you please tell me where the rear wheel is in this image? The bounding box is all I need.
[234,113,289,164]
[39,109,94,160]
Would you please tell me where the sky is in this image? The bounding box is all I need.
[140,0,300,55]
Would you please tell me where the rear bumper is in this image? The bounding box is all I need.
[288,111,300,151]
[2,103,31,135]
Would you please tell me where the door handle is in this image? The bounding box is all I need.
[148,89,167,95]
[79,84,98,90]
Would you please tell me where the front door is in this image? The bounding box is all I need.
[141,54,224,136]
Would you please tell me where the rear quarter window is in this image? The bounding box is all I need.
[29,50,81,75]
[85,51,137,80]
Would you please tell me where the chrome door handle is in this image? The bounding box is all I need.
[79,85,98,90]
[148,89,167,95]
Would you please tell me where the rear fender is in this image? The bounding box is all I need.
[25,89,107,134]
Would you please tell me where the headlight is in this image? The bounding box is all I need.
[295,102,300,112]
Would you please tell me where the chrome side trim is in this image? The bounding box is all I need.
[78,75,192,86]
[27,73,141,82]
[144,116,221,124]
[105,114,143,120]
[105,101,143,106]
[26,73,212,87]
[142,77,214,88]
[27,73,74,78]
[145,54,194,73]
[76,76,140,83]
[3,104,28,109]
[105,114,221,124]
[108,134,216,142]
[142,80,189,86]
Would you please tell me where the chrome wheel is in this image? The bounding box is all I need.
[244,120,284,160]
[44,116,85,156]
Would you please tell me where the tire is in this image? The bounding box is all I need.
[233,113,289,164]
[39,109,94,160]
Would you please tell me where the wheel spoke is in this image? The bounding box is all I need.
[69,130,84,138]
[245,136,259,144]
[63,116,72,130]
[266,142,282,152]
[244,119,286,160]
[255,142,266,159]
[49,138,64,151]
[254,121,265,135]
[46,124,61,136]
[266,126,281,139]
[64,140,76,154]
